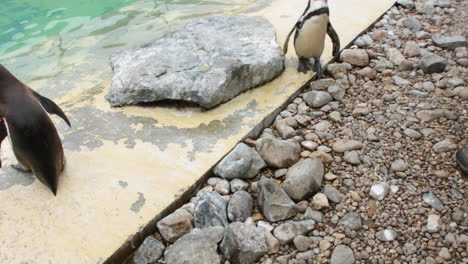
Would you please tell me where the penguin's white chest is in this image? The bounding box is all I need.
[294,14,329,58]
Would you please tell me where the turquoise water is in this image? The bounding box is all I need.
[0,0,140,55]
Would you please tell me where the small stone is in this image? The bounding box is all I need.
[438,248,451,261]
[157,209,194,243]
[404,41,420,57]
[357,67,377,79]
[273,220,315,245]
[303,91,334,108]
[416,109,445,122]
[164,227,225,264]
[324,173,337,181]
[403,128,422,139]
[332,140,363,153]
[422,192,444,211]
[372,30,387,41]
[331,245,355,264]
[230,179,249,193]
[282,158,324,201]
[293,235,310,252]
[376,229,397,242]
[310,78,335,90]
[402,16,423,31]
[256,138,301,168]
[215,179,230,195]
[264,231,280,254]
[397,0,415,9]
[328,83,346,101]
[433,139,458,153]
[227,191,253,222]
[257,221,274,233]
[419,54,447,74]
[194,192,228,228]
[319,240,332,251]
[312,193,329,210]
[132,236,165,264]
[352,107,371,117]
[258,177,297,222]
[220,222,268,264]
[403,242,417,256]
[427,214,441,233]
[214,143,266,180]
[385,47,406,66]
[304,207,323,223]
[340,49,369,66]
[338,212,362,230]
[453,86,468,99]
[344,151,361,165]
[369,183,390,201]
[327,63,348,79]
[391,159,409,172]
[301,141,318,151]
[323,185,345,203]
[432,35,467,49]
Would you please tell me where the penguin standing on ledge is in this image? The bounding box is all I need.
[0,64,71,195]
[283,0,340,79]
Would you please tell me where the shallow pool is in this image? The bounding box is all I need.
[0,0,257,100]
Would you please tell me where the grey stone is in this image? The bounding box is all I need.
[422,192,444,211]
[164,227,225,264]
[416,109,445,122]
[332,140,363,153]
[439,248,452,261]
[344,151,361,165]
[327,63,348,79]
[339,49,369,66]
[293,235,310,251]
[453,86,468,99]
[304,207,323,223]
[214,179,230,195]
[194,192,228,228]
[303,91,333,108]
[354,34,373,47]
[214,143,266,180]
[433,139,458,153]
[157,208,193,243]
[132,236,165,264]
[230,179,249,193]
[391,159,409,172]
[404,128,422,139]
[385,48,406,66]
[258,177,297,222]
[256,138,301,168]
[369,183,390,201]
[282,158,324,201]
[419,54,447,74]
[404,41,420,57]
[331,245,355,264]
[310,78,335,90]
[264,231,280,254]
[274,119,296,139]
[273,220,315,245]
[106,16,284,109]
[427,214,441,232]
[403,242,417,255]
[376,229,397,242]
[432,35,467,49]
[227,191,253,222]
[323,185,345,203]
[402,16,423,31]
[393,75,410,87]
[220,222,267,264]
[328,83,346,101]
[397,0,415,8]
[338,212,362,230]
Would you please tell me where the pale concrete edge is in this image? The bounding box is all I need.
[104,3,395,263]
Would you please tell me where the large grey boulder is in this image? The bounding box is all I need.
[106,16,284,109]
[194,192,228,228]
[256,138,301,168]
[220,222,268,264]
[258,177,297,222]
[164,227,225,264]
[214,143,266,180]
[131,236,165,264]
[282,158,324,201]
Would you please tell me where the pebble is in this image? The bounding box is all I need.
[340,49,370,66]
[369,183,390,201]
[330,245,355,264]
[338,212,362,230]
[427,214,441,233]
[375,229,398,242]
[273,220,315,245]
[312,193,329,210]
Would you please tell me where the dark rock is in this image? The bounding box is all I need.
[432,35,467,49]
[214,143,266,180]
[258,177,297,222]
[131,236,165,264]
[227,191,253,222]
[194,192,228,228]
[220,222,267,264]
[419,54,447,74]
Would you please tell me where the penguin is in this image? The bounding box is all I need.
[283,0,340,79]
[0,64,71,195]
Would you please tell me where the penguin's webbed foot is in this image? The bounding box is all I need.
[12,163,32,173]
[297,58,310,73]
[313,59,323,80]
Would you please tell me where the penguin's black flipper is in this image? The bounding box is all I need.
[32,90,71,127]
[327,22,340,59]
[283,25,297,54]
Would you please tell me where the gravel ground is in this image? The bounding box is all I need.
[127,1,467,263]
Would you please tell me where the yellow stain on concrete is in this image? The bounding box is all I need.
[0,0,396,263]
